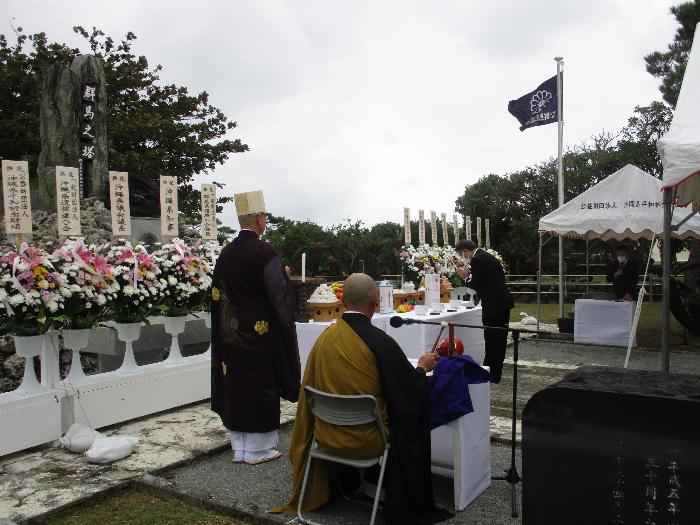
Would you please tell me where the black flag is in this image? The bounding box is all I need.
[507,75,560,131]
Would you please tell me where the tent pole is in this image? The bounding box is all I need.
[537,232,543,337]
[585,235,590,295]
[661,188,672,373]
[555,57,565,319]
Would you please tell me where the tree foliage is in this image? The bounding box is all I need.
[0,25,247,217]
[645,0,700,107]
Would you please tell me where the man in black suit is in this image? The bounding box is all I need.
[605,244,639,301]
[455,240,514,383]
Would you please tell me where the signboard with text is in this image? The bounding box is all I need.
[56,166,81,236]
[160,176,179,237]
[109,171,132,236]
[201,183,217,240]
[2,160,32,235]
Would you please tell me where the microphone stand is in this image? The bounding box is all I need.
[390,317,547,518]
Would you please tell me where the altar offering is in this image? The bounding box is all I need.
[379,281,393,314]
[308,284,345,322]
[392,289,410,310]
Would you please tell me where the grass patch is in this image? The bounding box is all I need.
[44,487,248,525]
[514,301,700,351]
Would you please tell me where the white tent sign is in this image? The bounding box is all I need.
[539,164,700,240]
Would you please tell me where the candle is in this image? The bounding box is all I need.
[302,252,306,283]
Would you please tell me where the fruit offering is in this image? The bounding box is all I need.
[395,303,414,313]
[436,336,465,357]
[330,281,344,301]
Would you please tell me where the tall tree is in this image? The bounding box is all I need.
[644,0,700,107]
[0,25,247,217]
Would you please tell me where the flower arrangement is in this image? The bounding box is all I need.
[483,248,507,273]
[103,240,165,323]
[399,245,465,287]
[0,237,221,332]
[49,239,119,329]
[0,244,66,336]
[152,238,212,317]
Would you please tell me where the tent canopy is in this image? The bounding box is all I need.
[658,25,700,211]
[538,164,700,240]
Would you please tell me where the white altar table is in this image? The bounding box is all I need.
[574,299,635,347]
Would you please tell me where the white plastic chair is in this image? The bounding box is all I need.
[297,386,391,525]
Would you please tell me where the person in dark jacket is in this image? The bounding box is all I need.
[211,190,301,465]
[455,240,514,383]
[605,244,639,301]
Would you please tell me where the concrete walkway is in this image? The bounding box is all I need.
[1,339,698,523]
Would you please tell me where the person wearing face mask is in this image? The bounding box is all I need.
[606,244,639,301]
[455,239,514,383]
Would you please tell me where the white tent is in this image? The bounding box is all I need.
[658,25,700,211]
[539,164,700,239]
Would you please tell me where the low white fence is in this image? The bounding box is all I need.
[0,313,212,457]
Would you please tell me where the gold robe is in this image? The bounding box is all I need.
[271,318,389,514]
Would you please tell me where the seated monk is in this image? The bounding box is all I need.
[271,273,451,524]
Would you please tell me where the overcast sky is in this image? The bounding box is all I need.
[7,0,680,228]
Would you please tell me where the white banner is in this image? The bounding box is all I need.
[201,183,217,240]
[476,216,482,246]
[56,166,81,236]
[418,209,425,245]
[403,207,411,245]
[430,211,438,246]
[1,160,32,235]
[441,213,449,246]
[109,171,131,236]
[453,214,460,244]
[160,176,178,237]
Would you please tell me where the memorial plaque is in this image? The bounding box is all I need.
[56,166,81,236]
[485,218,491,248]
[160,176,178,237]
[404,207,411,245]
[476,216,482,246]
[453,213,460,244]
[1,160,32,235]
[109,171,132,236]
[430,211,438,246]
[418,209,426,245]
[523,366,700,524]
[441,213,449,246]
[201,183,217,240]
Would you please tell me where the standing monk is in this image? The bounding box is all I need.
[211,190,301,464]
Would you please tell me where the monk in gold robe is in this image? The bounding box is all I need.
[272,273,451,524]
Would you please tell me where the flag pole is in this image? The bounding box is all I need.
[555,56,564,318]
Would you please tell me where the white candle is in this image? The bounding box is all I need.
[302,252,306,283]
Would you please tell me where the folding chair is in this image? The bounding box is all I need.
[297,386,391,525]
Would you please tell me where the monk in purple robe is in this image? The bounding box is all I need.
[211,190,300,465]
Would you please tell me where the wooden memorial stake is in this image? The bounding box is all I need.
[476,216,482,246]
[109,171,132,239]
[485,218,491,248]
[453,213,460,245]
[2,160,33,245]
[430,211,438,246]
[441,213,449,246]
[465,215,472,241]
[201,183,217,240]
[160,176,178,242]
[56,166,81,242]
[418,210,426,245]
[403,207,411,245]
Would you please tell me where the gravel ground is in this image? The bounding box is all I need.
[166,424,523,525]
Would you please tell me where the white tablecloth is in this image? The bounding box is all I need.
[574,299,635,346]
[294,307,489,510]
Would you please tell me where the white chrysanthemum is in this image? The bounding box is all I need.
[146,271,155,279]
[47,300,59,312]
[123,285,135,296]
[97,294,107,305]
[8,293,24,305]
[168,276,177,286]
[17,261,30,271]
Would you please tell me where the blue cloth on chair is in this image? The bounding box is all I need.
[427,354,491,430]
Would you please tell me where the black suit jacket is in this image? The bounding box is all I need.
[465,249,514,315]
[605,259,639,299]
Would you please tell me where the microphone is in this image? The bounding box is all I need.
[389,316,419,328]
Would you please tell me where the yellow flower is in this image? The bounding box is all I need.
[211,287,220,301]
[253,320,269,335]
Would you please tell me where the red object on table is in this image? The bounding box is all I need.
[437,336,465,357]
